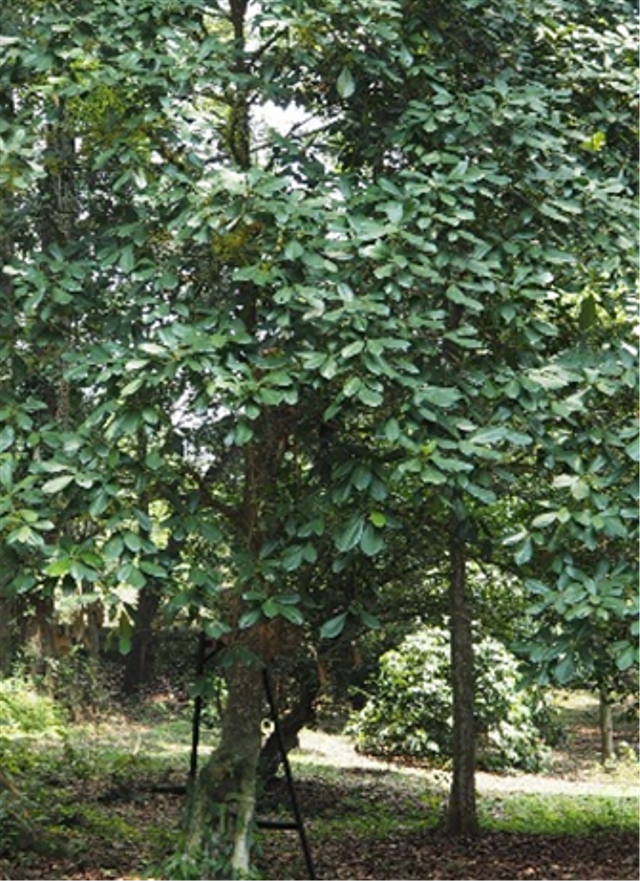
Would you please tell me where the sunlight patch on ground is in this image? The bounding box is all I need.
[294,729,640,798]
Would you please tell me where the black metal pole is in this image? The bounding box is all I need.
[189,630,207,780]
[262,667,317,880]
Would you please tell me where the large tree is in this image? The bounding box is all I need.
[1,0,637,871]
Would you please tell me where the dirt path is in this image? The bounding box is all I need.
[295,729,639,797]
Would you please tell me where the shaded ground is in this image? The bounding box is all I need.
[307,830,638,880]
[0,692,637,880]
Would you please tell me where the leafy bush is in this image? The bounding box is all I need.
[0,677,64,733]
[348,626,555,772]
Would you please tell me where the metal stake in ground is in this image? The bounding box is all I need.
[262,666,317,880]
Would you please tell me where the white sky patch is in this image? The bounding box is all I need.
[260,101,306,133]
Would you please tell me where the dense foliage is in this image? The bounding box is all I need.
[0,0,636,669]
[350,626,555,771]
[0,0,637,865]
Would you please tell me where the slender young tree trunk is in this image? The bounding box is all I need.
[183,650,265,876]
[599,686,615,764]
[447,519,479,837]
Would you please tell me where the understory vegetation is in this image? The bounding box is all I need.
[348,626,560,771]
[0,681,637,880]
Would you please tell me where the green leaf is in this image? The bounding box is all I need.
[624,436,639,462]
[336,67,355,98]
[262,597,280,618]
[139,560,168,579]
[203,620,232,640]
[382,201,404,224]
[146,450,164,471]
[531,511,558,528]
[469,426,507,445]
[0,426,14,452]
[284,240,304,260]
[119,563,146,589]
[123,530,142,553]
[45,557,72,577]
[341,339,365,359]
[282,544,305,571]
[279,605,304,625]
[118,613,133,655]
[336,516,365,553]
[570,478,590,501]
[554,655,576,685]
[359,610,381,630]
[358,385,384,408]
[234,420,254,445]
[275,592,301,605]
[416,385,462,408]
[239,608,262,630]
[514,538,533,566]
[320,358,339,380]
[384,418,401,442]
[89,490,111,518]
[320,612,348,639]
[360,523,384,557]
[121,377,145,397]
[42,473,74,494]
[353,463,372,491]
[0,458,13,491]
[119,246,136,273]
[302,542,318,563]
[615,643,638,671]
[343,376,363,398]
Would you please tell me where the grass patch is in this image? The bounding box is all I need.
[481,792,639,835]
[0,678,65,734]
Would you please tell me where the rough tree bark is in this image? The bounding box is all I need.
[447,517,479,837]
[183,643,266,876]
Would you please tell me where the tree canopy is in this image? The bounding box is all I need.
[1,0,637,871]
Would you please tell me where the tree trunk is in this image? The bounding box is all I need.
[259,675,319,782]
[23,595,58,684]
[0,596,18,676]
[599,687,615,764]
[182,651,265,877]
[122,584,160,695]
[447,522,479,837]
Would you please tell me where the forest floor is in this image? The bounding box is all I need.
[0,690,637,880]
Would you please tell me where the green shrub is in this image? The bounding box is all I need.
[348,625,555,772]
[0,676,64,733]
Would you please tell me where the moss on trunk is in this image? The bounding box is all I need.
[182,656,265,878]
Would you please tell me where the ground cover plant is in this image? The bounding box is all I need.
[0,685,637,880]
